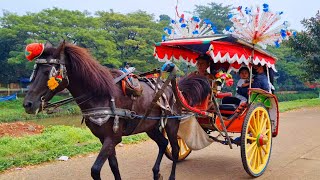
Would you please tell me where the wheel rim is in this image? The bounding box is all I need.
[163,131,191,161]
[244,107,272,174]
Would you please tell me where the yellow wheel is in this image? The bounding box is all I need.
[162,129,191,162]
[241,103,272,177]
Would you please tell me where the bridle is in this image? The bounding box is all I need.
[30,57,70,112]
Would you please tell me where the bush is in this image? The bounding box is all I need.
[275,91,319,102]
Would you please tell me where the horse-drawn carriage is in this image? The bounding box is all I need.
[22,4,291,179]
[154,34,279,177]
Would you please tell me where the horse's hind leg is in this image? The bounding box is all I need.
[91,137,121,180]
[147,127,169,180]
[165,119,180,180]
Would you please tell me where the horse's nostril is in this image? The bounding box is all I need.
[23,101,33,108]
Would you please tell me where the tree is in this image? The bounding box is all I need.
[159,14,171,23]
[192,2,233,33]
[0,8,167,84]
[96,10,165,70]
[0,8,117,83]
[267,44,306,90]
[289,11,320,82]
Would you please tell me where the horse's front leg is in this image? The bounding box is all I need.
[91,137,120,180]
[108,153,121,180]
[147,127,169,180]
[165,119,180,180]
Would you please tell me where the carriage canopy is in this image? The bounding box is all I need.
[154,34,277,71]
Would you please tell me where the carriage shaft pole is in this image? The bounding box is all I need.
[212,96,233,149]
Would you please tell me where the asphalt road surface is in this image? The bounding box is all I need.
[1,107,320,180]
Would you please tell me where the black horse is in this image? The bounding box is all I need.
[23,41,210,180]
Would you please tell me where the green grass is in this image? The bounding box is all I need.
[0,97,80,123]
[278,98,320,112]
[0,126,149,172]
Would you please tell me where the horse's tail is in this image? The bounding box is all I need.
[178,75,211,106]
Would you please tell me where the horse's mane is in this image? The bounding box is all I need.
[178,75,211,106]
[64,43,118,98]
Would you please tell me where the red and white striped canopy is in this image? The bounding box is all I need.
[153,35,277,71]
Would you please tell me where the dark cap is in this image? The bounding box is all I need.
[239,66,249,74]
[196,54,211,62]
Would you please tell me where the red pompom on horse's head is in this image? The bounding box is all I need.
[25,43,44,61]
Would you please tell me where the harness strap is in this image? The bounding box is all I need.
[82,107,133,119]
[140,66,177,126]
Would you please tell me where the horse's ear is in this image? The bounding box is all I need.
[55,40,66,56]
[44,41,53,48]
[57,40,66,63]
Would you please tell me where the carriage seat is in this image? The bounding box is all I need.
[219,97,241,117]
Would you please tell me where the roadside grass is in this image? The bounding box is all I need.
[0,97,80,123]
[0,126,149,172]
[278,98,320,112]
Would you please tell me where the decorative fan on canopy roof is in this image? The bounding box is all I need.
[223,4,295,49]
[162,6,217,41]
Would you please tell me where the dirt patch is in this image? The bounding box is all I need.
[0,122,44,137]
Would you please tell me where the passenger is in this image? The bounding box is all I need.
[189,54,215,110]
[236,64,270,100]
[251,64,269,91]
[235,67,250,103]
[190,54,214,79]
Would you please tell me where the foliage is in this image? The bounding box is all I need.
[192,2,233,33]
[267,44,306,90]
[288,12,320,82]
[0,126,149,172]
[275,91,318,102]
[96,10,165,69]
[0,8,166,84]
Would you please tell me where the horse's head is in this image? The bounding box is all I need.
[23,41,69,114]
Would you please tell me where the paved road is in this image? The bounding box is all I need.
[1,107,320,180]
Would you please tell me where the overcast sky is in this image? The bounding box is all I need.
[0,0,319,31]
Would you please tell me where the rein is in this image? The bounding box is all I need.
[42,94,91,114]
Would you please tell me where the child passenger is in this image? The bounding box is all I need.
[235,67,250,103]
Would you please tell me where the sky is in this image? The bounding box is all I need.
[0,0,319,31]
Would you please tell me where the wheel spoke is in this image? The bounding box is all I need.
[256,110,261,131]
[259,146,264,164]
[247,141,257,153]
[251,147,258,168]
[261,145,268,154]
[246,135,256,141]
[249,124,257,137]
[261,118,267,133]
[248,145,257,164]
[253,114,258,132]
[256,147,261,169]
[263,129,270,136]
[259,115,266,134]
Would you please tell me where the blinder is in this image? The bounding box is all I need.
[30,58,69,90]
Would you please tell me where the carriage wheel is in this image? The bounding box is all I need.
[162,130,192,162]
[241,103,272,177]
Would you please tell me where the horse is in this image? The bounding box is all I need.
[23,41,211,180]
